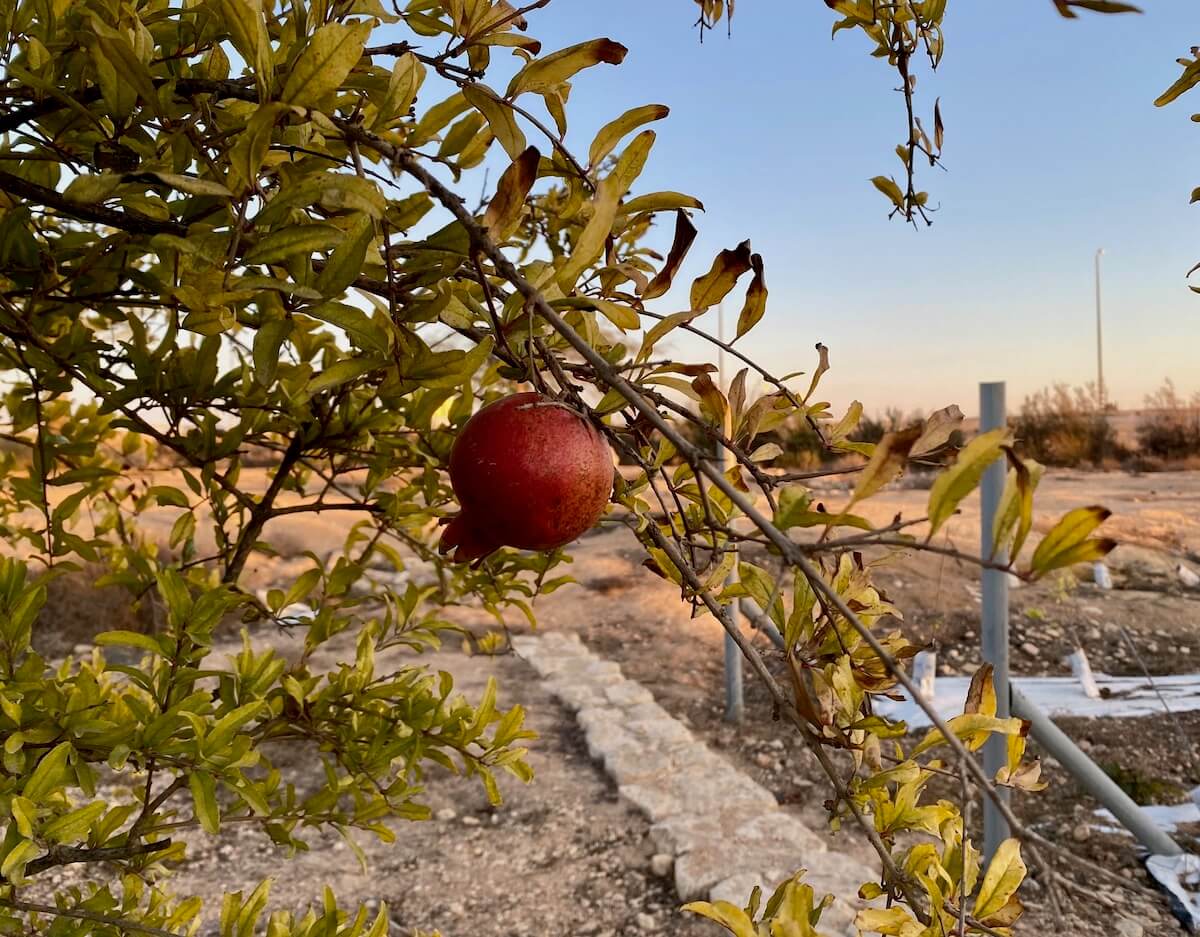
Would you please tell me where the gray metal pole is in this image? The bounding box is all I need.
[1012,687,1181,857]
[1095,248,1105,409]
[721,418,743,723]
[718,304,743,723]
[980,382,1011,860]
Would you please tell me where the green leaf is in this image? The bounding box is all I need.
[230,102,285,193]
[972,838,1026,920]
[507,38,627,97]
[306,355,385,394]
[205,702,264,754]
[243,225,346,265]
[690,240,753,311]
[189,770,220,834]
[314,217,375,297]
[589,104,669,168]
[926,428,1009,536]
[23,741,72,800]
[734,252,767,339]
[0,839,39,884]
[95,630,164,656]
[253,318,293,385]
[280,22,372,108]
[42,802,107,844]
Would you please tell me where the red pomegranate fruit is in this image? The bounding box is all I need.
[439,392,615,564]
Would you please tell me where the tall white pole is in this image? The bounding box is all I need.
[1095,248,1105,410]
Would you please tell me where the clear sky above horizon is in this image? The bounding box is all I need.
[459,1,1200,417]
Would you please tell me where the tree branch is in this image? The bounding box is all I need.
[0,898,184,937]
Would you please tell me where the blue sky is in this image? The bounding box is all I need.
[405,1,1200,416]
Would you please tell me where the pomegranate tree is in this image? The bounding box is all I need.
[439,393,615,563]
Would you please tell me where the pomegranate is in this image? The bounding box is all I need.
[439,392,615,564]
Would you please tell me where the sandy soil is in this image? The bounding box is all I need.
[26,469,1200,935]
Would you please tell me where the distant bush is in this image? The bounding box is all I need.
[1012,384,1123,467]
[1136,379,1200,463]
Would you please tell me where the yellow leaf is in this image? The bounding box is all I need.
[1029,505,1115,576]
[991,453,1044,562]
[588,103,669,168]
[911,713,1025,757]
[507,38,627,97]
[0,839,39,884]
[229,102,285,194]
[621,191,704,215]
[216,0,272,99]
[926,427,1010,536]
[555,130,654,290]
[280,21,371,108]
[638,310,700,362]
[690,240,752,311]
[972,839,1026,921]
[734,252,767,339]
[681,900,757,937]
[462,83,527,160]
[854,906,923,936]
[850,425,922,505]
[871,174,905,208]
[963,663,996,716]
[589,299,641,331]
[911,403,964,455]
[483,146,540,241]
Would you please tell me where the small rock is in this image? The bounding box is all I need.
[435,807,457,822]
[462,815,481,826]
[1071,823,1091,843]
[649,853,673,878]
[768,739,784,751]
[753,752,773,768]
[1114,918,1144,937]
[635,912,658,932]
[1021,641,1039,657]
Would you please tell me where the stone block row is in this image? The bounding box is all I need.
[511,632,876,934]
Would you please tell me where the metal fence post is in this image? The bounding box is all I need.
[717,303,743,723]
[720,439,744,724]
[979,382,1011,860]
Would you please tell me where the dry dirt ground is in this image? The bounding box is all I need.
[29,469,1200,935]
